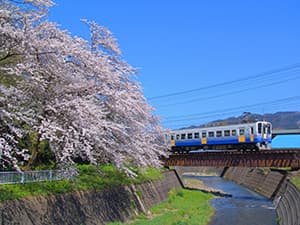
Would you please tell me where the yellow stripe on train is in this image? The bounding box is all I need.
[238,135,245,143]
[171,140,175,147]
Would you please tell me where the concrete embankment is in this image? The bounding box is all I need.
[275,180,300,225]
[176,166,300,225]
[0,170,182,225]
[223,167,300,225]
[222,167,286,199]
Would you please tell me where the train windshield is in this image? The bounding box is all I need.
[257,122,272,135]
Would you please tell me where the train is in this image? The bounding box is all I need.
[166,121,272,153]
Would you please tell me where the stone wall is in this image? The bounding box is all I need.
[0,170,182,225]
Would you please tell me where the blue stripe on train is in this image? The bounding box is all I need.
[175,136,271,147]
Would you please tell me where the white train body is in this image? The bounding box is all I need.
[167,121,272,152]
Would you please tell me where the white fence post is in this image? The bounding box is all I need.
[49,170,53,181]
[21,172,25,184]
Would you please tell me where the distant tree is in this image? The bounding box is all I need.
[0,0,166,171]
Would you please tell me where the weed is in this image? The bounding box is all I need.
[107,189,214,225]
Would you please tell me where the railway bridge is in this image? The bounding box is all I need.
[163,128,300,169]
[163,148,300,169]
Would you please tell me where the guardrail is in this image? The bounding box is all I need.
[0,170,72,185]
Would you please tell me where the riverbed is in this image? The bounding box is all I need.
[184,176,278,225]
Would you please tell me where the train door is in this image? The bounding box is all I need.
[201,131,207,145]
[249,126,254,142]
[238,127,246,143]
[170,134,175,147]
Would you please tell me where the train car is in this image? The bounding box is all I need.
[167,121,272,153]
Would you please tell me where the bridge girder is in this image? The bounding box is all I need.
[163,149,300,169]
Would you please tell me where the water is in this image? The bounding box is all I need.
[190,176,278,225]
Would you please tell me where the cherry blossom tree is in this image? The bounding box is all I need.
[0,0,166,171]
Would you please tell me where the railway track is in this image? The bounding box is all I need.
[163,148,300,169]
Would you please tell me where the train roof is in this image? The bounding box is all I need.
[171,121,271,133]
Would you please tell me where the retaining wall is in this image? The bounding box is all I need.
[274,180,300,225]
[223,167,300,225]
[223,167,286,198]
[0,170,182,225]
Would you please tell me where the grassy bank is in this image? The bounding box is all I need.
[291,176,300,189]
[0,164,162,202]
[108,189,214,225]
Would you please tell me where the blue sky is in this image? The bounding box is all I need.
[49,1,300,129]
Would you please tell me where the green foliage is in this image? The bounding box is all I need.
[0,179,74,201]
[0,164,164,202]
[108,189,214,225]
[131,166,164,183]
[0,73,20,87]
[75,164,130,190]
[136,190,143,198]
[17,130,56,170]
[291,176,300,189]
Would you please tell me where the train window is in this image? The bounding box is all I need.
[176,134,180,140]
[181,133,186,140]
[208,131,214,137]
[250,127,254,135]
[216,131,222,137]
[258,123,262,134]
[239,129,245,135]
[202,132,207,138]
[171,135,174,140]
[194,132,200,139]
[267,124,271,134]
[224,130,230,136]
[231,130,237,136]
[263,125,267,134]
[187,133,193,139]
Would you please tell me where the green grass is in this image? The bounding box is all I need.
[108,189,214,225]
[0,164,163,202]
[291,176,300,189]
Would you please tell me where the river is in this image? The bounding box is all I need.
[185,176,278,225]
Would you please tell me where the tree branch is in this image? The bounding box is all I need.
[0,51,58,62]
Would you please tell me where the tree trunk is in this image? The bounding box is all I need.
[24,133,42,171]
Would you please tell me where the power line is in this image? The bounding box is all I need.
[162,95,300,123]
[156,74,300,108]
[148,63,300,100]
[166,102,300,129]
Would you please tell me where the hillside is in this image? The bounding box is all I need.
[194,111,300,129]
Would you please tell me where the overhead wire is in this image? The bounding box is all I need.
[148,63,300,129]
[148,63,300,101]
[156,73,300,108]
[162,95,300,124]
